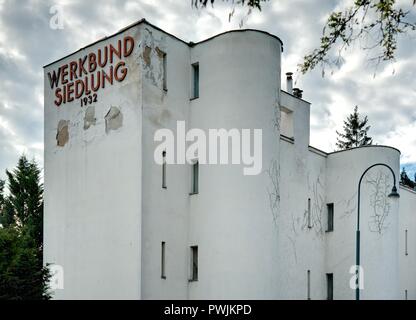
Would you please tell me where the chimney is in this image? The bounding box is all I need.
[286,72,293,94]
[292,88,303,99]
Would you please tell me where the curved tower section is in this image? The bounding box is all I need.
[187,30,282,299]
[326,146,401,299]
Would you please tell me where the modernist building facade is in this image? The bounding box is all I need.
[43,19,416,299]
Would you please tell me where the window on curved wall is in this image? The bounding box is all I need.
[280,106,294,139]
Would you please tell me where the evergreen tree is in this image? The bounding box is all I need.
[5,156,43,249]
[0,179,5,224]
[0,155,50,300]
[0,228,51,300]
[336,106,373,150]
[400,167,415,189]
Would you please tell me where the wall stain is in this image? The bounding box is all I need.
[83,106,97,130]
[143,46,152,66]
[56,120,69,147]
[105,106,123,133]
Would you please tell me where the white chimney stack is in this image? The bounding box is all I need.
[286,72,293,94]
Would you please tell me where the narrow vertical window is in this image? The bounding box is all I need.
[326,273,334,300]
[162,151,167,189]
[162,52,167,91]
[307,198,312,228]
[307,270,311,300]
[405,289,408,300]
[405,229,408,256]
[192,63,199,99]
[191,161,199,194]
[327,203,334,232]
[161,241,166,279]
[190,246,198,281]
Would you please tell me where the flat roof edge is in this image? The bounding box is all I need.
[281,90,311,104]
[328,145,401,156]
[43,18,284,68]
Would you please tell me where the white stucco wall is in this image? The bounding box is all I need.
[326,146,401,299]
[399,186,416,300]
[139,25,191,299]
[44,20,416,300]
[187,30,282,299]
[44,26,143,299]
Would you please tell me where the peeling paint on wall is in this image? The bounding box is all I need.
[141,28,167,89]
[143,46,152,66]
[155,46,164,59]
[105,106,123,133]
[56,120,69,147]
[84,106,97,130]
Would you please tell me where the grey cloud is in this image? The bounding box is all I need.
[0,0,415,180]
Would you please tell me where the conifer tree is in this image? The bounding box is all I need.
[336,106,373,150]
[400,167,416,189]
[0,155,50,300]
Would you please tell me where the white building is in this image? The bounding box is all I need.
[43,19,416,300]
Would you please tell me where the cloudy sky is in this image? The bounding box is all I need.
[0,0,415,181]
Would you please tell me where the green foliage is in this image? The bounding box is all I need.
[191,0,415,75]
[299,0,416,75]
[0,227,51,300]
[191,0,268,11]
[0,155,50,300]
[336,106,373,150]
[5,156,44,248]
[400,167,416,189]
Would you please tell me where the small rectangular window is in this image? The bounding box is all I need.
[190,246,198,281]
[307,198,312,228]
[307,270,311,300]
[162,52,167,91]
[191,161,199,194]
[327,203,334,232]
[280,107,294,139]
[405,230,408,256]
[162,151,167,189]
[405,289,408,300]
[161,241,166,279]
[192,63,199,99]
[326,273,333,300]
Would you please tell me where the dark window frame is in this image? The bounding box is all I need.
[161,241,166,279]
[190,161,199,195]
[190,246,198,281]
[191,63,199,99]
[162,51,167,91]
[162,151,167,189]
[326,203,334,232]
[326,273,334,300]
